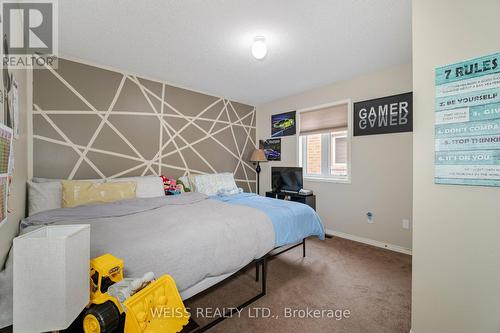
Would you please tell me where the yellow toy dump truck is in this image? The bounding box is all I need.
[83,254,189,333]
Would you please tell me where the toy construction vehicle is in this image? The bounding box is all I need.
[83,254,189,333]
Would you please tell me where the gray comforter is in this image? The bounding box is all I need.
[0,192,275,328]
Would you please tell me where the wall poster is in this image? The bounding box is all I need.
[271,111,296,138]
[259,138,281,161]
[435,52,500,186]
[353,92,413,136]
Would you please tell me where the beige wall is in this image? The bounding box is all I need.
[0,69,30,267]
[257,63,413,251]
[412,0,500,332]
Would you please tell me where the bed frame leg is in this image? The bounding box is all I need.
[255,261,259,281]
[262,258,267,295]
[302,238,306,257]
[190,258,267,333]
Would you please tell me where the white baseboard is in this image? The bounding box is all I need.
[325,229,412,255]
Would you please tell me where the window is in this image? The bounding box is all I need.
[298,101,350,182]
[306,134,322,175]
[331,132,348,177]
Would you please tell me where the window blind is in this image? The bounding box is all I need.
[299,103,348,135]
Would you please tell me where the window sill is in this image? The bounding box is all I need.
[304,176,351,184]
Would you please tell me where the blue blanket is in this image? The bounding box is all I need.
[212,193,325,247]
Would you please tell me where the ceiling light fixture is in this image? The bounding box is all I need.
[251,36,267,60]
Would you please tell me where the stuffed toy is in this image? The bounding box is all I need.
[176,178,191,192]
[160,176,183,195]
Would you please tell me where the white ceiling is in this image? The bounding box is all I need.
[59,0,412,105]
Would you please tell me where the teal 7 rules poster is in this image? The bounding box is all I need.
[435,52,500,186]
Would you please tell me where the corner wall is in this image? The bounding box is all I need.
[0,69,30,267]
[412,0,500,332]
[256,63,413,251]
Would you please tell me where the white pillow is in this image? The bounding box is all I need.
[191,173,238,196]
[28,181,62,215]
[107,176,164,198]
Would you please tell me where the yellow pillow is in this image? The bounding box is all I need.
[61,180,136,208]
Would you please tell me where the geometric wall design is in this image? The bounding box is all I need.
[32,58,257,192]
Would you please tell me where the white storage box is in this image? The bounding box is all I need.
[13,225,90,332]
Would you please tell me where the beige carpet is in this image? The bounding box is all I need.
[186,236,412,333]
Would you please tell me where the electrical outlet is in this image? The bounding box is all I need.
[402,219,410,229]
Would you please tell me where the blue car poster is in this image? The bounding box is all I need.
[260,138,281,161]
[271,111,296,137]
[435,52,500,187]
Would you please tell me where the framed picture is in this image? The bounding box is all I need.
[260,138,281,161]
[353,92,413,136]
[271,111,296,137]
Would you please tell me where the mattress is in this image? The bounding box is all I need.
[180,271,235,300]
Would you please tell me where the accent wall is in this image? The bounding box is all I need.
[32,58,257,192]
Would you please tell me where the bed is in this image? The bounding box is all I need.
[0,186,324,329]
[21,191,324,297]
